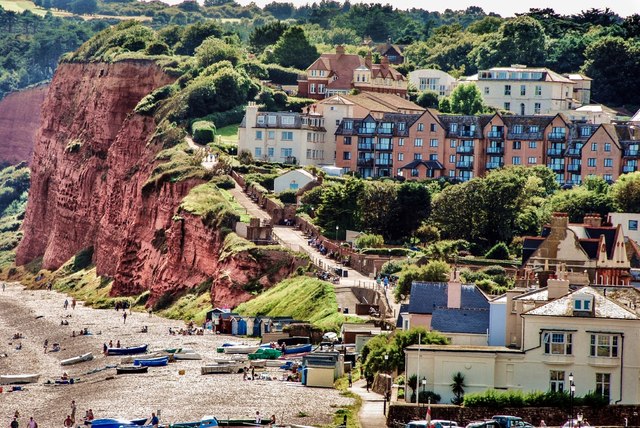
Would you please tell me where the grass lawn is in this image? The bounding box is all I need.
[219,188,250,223]
[0,0,150,19]
[216,124,239,144]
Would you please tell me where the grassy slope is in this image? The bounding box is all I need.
[216,124,239,145]
[234,276,363,331]
[0,0,151,19]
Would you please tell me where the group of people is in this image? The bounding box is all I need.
[308,236,328,256]
[254,411,277,427]
[103,340,120,353]
[9,413,38,428]
[63,298,77,310]
[71,328,91,338]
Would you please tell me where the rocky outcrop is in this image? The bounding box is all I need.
[0,85,48,164]
[16,60,299,307]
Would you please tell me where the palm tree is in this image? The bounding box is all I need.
[450,372,466,405]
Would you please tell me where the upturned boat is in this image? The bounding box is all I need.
[222,344,259,354]
[283,343,313,354]
[0,374,40,384]
[173,352,202,360]
[200,362,243,375]
[133,356,169,367]
[61,352,94,366]
[106,344,148,356]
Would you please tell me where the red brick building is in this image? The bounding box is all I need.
[297,46,407,100]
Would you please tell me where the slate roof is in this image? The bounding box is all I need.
[513,288,549,301]
[431,308,489,334]
[524,286,639,319]
[437,115,484,139]
[502,115,553,140]
[407,282,489,314]
[396,303,409,328]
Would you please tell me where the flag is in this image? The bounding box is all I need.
[426,398,432,427]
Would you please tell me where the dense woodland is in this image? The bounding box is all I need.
[0,2,638,107]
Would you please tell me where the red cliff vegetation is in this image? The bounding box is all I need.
[0,85,48,164]
[16,60,299,307]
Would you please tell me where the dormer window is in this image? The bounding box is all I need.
[573,293,594,316]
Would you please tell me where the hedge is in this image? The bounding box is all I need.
[360,247,413,256]
[265,64,304,85]
[191,120,216,144]
[195,106,246,131]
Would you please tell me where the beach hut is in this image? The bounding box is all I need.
[231,316,247,336]
[302,351,344,387]
[273,169,315,194]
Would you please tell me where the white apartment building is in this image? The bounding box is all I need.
[408,69,457,97]
[464,65,591,116]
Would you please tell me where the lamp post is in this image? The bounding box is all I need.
[569,372,575,428]
[421,377,427,408]
[383,354,389,416]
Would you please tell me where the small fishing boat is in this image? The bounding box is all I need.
[248,348,282,360]
[173,352,202,361]
[133,356,169,367]
[115,365,148,375]
[61,352,94,366]
[283,343,313,354]
[200,362,243,375]
[223,344,259,354]
[106,344,148,356]
[89,418,150,427]
[0,374,40,384]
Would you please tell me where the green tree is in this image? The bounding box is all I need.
[271,26,318,70]
[395,261,450,301]
[249,21,288,54]
[448,83,485,115]
[451,372,466,405]
[484,242,510,260]
[415,90,439,109]
[195,37,241,68]
[548,184,615,223]
[358,181,398,239]
[174,21,223,55]
[394,181,432,241]
[611,172,640,213]
[316,179,364,239]
[354,233,384,248]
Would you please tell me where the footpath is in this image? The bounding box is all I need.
[350,379,387,428]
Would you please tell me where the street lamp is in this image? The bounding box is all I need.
[335,225,339,240]
[421,377,427,408]
[569,372,575,428]
[383,354,389,415]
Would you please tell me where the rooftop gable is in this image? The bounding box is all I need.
[524,286,638,319]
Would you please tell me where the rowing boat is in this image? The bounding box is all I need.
[115,365,148,375]
[61,352,94,366]
[223,345,259,354]
[173,352,202,360]
[106,344,148,356]
[200,363,242,375]
[133,356,169,367]
[0,374,40,384]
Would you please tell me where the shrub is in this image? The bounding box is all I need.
[484,242,511,260]
[211,175,235,189]
[191,120,216,144]
[238,150,253,165]
[278,190,297,204]
[354,233,384,249]
[360,247,411,256]
[418,390,441,404]
[265,63,303,85]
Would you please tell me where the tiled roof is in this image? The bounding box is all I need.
[342,94,398,113]
[431,308,489,334]
[356,92,422,112]
[524,286,639,319]
[438,115,484,138]
[513,288,549,301]
[407,282,489,314]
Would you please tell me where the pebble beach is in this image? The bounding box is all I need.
[0,283,353,427]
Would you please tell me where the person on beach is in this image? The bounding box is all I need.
[123,312,127,324]
[27,417,36,428]
[63,415,72,427]
[103,343,107,355]
[64,299,69,310]
[116,340,121,348]
[2,282,5,292]
[255,412,261,425]
[269,415,276,427]
[43,339,48,353]
[108,340,113,348]
[149,412,159,428]
[10,417,18,428]
[71,298,76,310]
[70,400,76,423]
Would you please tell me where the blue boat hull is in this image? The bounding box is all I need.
[133,356,168,367]
[106,345,148,356]
[284,344,312,354]
[90,418,151,428]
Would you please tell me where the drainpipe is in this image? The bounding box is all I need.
[615,333,624,404]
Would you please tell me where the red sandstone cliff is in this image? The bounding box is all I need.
[0,85,48,164]
[16,60,297,307]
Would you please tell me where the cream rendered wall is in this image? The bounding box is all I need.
[316,101,354,165]
[474,80,573,115]
[443,333,488,346]
[608,213,640,244]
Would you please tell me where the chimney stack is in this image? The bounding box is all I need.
[547,263,570,300]
[447,269,462,309]
[381,56,389,67]
[583,213,602,227]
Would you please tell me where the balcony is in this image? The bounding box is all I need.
[546,148,564,157]
[357,158,374,167]
[458,130,475,137]
[378,127,393,135]
[357,143,374,151]
[547,133,566,142]
[456,161,474,170]
[375,144,393,151]
[486,146,504,155]
[375,158,393,166]
[623,165,637,173]
[456,146,474,154]
[487,131,503,139]
[486,162,504,169]
[567,164,581,172]
[565,148,582,157]
[624,149,640,157]
[547,163,565,172]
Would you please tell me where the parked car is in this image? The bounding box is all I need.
[492,416,534,428]
[562,420,590,428]
[466,421,501,428]
[406,420,459,428]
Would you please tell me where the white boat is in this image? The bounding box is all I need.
[0,374,41,384]
[200,363,243,375]
[60,352,94,366]
[223,345,260,354]
[173,352,202,360]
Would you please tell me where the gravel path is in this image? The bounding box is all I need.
[0,283,353,427]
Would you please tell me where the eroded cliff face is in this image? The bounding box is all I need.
[0,85,48,164]
[16,60,297,307]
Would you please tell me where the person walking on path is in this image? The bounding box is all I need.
[348,371,352,387]
[70,400,77,423]
[122,312,127,324]
[63,299,69,310]
[27,417,36,428]
[71,298,76,310]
